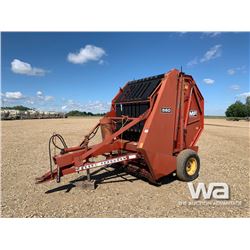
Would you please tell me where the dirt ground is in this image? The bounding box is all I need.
[1,118,249,217]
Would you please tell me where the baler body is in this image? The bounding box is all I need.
[36,69,204,185]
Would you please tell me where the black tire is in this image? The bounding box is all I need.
[176,149,200,182]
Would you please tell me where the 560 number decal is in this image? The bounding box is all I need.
[161,107,171,113]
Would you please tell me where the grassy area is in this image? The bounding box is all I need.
[205,116,249,121]
[204,115,226,119]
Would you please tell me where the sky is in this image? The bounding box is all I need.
[1,32,249,115]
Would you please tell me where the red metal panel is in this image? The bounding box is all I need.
[137,69,180,179]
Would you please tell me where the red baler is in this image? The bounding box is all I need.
[36,69,204,187]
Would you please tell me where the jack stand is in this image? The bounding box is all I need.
[87,169,91,182]
[75,169,96,190]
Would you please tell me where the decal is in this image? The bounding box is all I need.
[161,107,171,113]
[76,154,137,172]
[189,110,198,117]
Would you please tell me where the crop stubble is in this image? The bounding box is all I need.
[1,118,249,217]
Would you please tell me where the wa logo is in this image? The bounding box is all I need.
[188,182,230,200]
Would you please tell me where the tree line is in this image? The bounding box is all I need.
[225,96,250,118]
[65,110,106,117]
[1,105,32,111]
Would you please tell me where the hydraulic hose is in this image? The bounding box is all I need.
[48,133,68,178]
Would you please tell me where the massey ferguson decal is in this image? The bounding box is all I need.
[76,154,138,172]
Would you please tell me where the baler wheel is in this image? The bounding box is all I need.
[176,149,200,182]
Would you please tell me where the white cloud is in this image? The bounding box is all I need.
[44,96,54,102]
[187,44,222,67]
[227,66,246,75]
[67,45,106,64]
[60,99,83,111]
[2,90,57,110]
[11,59,47,76]
[200,44,222,63]
[26,100,35,105]
[2,91,108,113]
[230,84,240,90]
[61,99,110,113]
[209,32,221,37]
[227,69,235,75]
[34,91,54,102]
[237,92,250,98]
[179,32,187,36]
[201,32,221,38]
[4,91,25,99]
[203,78,215,84]
[187,57,198,67]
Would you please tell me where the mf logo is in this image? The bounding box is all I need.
[188,182,229,200]
[189,110,198,117]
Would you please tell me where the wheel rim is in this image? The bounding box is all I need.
[186,157,197,176]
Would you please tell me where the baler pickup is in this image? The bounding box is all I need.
[36,69,204,187]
